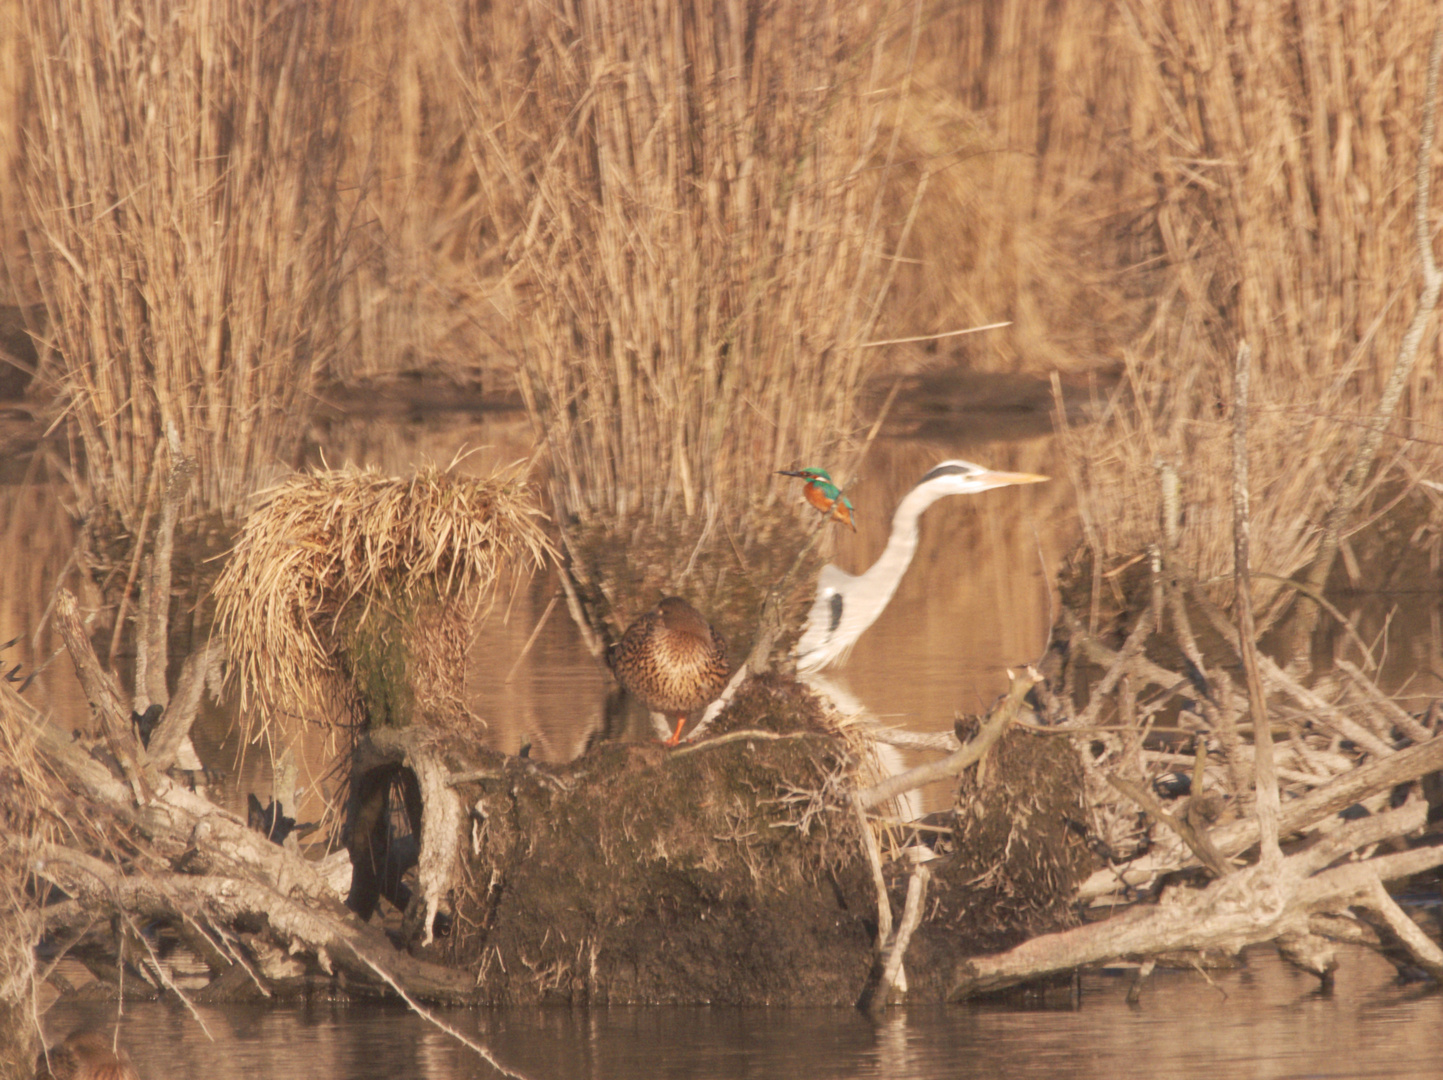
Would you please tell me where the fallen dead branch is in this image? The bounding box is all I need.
[32,842,475,1003]
[1079,730,1443,900]
[856,668,1039,810]
[952,816,1443,999]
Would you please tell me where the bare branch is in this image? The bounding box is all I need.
[855,667,1038,810]
[1231,341,1281,864]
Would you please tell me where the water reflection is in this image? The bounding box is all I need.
[41,946,1443,1079]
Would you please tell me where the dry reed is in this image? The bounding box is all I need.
[4,0,1440,606]
[450,1,921,532]
[1057,0,1443,594]
[213,462,554,738]
[19,0,352,528]
[328,0,507,387]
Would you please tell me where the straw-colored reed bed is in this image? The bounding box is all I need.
[4,0,1442,601]
[214,463,553,736]
[452,1,923,529]
[1054,0,1443,594]
[18,0,352,529]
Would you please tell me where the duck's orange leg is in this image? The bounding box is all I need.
[663,715,687,747]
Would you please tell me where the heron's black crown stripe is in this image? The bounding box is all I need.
[917,462,974,485]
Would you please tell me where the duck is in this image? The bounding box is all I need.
[35,1029,140,1080]
[609,597,730,746]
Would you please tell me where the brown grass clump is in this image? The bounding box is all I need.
[213,462,554,738]
[18,0,352,529]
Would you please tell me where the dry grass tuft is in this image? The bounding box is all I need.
[214,462,554,738]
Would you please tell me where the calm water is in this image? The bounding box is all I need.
[41,947,1443,1079]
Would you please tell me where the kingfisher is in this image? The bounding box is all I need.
[779,467,857,531]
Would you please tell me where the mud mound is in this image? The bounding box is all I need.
[444,737,878,1005]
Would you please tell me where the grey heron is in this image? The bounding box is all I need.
[793,459,1048,673]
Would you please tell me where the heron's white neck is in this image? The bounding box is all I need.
[852,481,952,606]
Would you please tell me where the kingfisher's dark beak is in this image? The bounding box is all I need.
[777,470,807,478]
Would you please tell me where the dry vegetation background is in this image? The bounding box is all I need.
[5,1,1443,1049]
[0,0,1441,589]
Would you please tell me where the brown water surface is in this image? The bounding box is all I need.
[38,945,1443,1079]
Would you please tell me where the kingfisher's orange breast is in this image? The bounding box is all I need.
[803,484,854,529]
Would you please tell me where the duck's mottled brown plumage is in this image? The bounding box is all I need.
[35,1030,140,1080]
[609,597,729,744]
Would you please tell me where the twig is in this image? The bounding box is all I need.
[1334,659,1434,744]
[1192,594,1397,758]
[859,320,1010,349]
[856,726,958,752]
[681,662,749,743]
[670,726,813,757]
[1251,573,1378,668]
[1231,341,1281,865]
[54,589,151,804]
[855,668,1038,810]
[852,791,893,955]
[868,863,930,1016]
[554,561,605,660]
[355,953,534,1080]
[1072,602,1159,729]
[120,911,214,1040]
[1106,773,1231,878]
[148,640,223,772]
[504,593,559,685]
[108,444,164,668]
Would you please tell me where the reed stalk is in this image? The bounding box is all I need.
[1052,0,1443,600]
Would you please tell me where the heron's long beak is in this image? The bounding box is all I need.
[977,470,1050,491]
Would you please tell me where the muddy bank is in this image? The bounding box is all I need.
[380,678,1096,1006]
